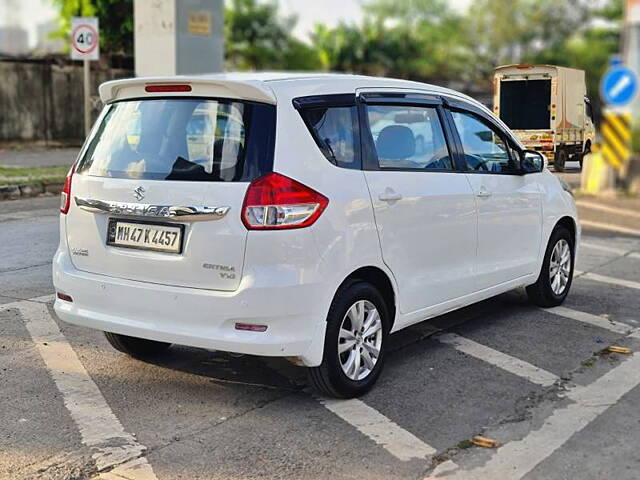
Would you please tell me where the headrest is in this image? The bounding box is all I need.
[376,125,415,159]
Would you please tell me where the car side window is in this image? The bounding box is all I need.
[366,105,452,170]
[299,106,359,169]
[451,110,520,174]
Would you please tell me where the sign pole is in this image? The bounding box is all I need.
[83,59,91,136]
[71,17,99,137]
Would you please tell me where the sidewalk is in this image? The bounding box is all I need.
[0,147,78,167]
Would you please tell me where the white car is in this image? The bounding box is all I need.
[53,73,579,398]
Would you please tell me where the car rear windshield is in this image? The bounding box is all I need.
[76,98,276,182]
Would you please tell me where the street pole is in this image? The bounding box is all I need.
[83,59,90,137]
[624,0,640,192]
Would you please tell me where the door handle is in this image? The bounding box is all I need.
[476,186,492,198]
[378,190,402,202]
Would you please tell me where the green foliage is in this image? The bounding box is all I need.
[225,0,321,70]
[312,0,469,81]
[49,0,623,101]
[50,0,133,56]
[49,0,95,51]
[92,0,134,55]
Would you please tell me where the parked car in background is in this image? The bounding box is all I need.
[494,64,595,171]
[54,73,579,398]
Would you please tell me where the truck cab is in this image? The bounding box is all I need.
[493,64,595,171]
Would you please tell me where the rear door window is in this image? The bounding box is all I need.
[76,98,275,182]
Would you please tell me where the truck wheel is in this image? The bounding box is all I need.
[554,148,567,172]
[104,332,171,359]
[307,281,390,398]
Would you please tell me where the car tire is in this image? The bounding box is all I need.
[307,281,390,398]
[526,225,574,307]
[554,148,567,172]
[104,332,171,359]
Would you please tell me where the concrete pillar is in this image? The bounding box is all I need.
[134,0,224,77]
[624,1,640,127]
[624,0,640,191]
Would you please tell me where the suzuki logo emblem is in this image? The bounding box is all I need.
[133,186,146,201]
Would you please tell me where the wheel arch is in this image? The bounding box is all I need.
[555,215,577,246]
[336,266,397,330]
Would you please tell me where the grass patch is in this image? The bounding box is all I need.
[0,165,67,187]
[0,176,66,186]
[0,165,68,178]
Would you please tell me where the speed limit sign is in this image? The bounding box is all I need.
[71,17,99,61]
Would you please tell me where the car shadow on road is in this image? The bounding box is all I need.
[144,344,308,392]
[133,291,531,395]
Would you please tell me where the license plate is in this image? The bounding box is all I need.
[107,219,184,254]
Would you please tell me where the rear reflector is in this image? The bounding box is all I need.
[56,292,73,302]
[144,84,192,93]
[235,323,268,332]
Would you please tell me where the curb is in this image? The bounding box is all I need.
[0,182,63,201]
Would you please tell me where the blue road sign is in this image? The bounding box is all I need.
[601,65,638,107]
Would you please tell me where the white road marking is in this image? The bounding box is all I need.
[546,306,635,335]
[580,241,640,259]
[10,299,158,480]
[577,271,640,291]
[576,200,640,219]
[580,220,640,237]
[319,397,436,461]
[426,351,640,479]
[436,333,559,387]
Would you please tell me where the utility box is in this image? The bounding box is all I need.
[134,0,224,77]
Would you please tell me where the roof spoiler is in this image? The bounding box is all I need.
[99,77,277,104]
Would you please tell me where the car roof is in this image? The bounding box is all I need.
[99,71,488,114]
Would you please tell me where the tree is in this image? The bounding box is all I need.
[93,0,133,56]
[50,0,133,56]
[312,0,469,83]
[225,0,320,70]
[49,0,95,51]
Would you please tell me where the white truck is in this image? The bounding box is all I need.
[493,64,595,171]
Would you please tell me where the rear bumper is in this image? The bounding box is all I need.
[52,249,327,366]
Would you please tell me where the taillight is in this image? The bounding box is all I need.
[60,165,74,214]
[242,172,328,230]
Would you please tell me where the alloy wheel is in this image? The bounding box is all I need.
[338,300,383,381]
[549,239,571,295]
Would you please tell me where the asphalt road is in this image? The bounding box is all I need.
[1,192,640,480]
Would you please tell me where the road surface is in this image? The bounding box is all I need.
[1,193,639,480]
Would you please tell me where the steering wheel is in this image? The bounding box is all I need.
[464,153,490,171]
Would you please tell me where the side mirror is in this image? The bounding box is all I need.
[521,150,545,173]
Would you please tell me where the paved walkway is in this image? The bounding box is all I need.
[0,148,78,167]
